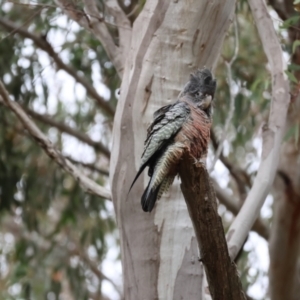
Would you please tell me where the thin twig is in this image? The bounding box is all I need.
[25,107,110,158]
[71,247,123,297]
[125,3,139,18]
[210,129,251,197]
[0,6,43,41]
[65,156,109,176]
[83,0,124,75]
[210,17,239,172]
[0,17,115,117]
[0,82,112,200]
[55,0,124,77]
[211,178,269,240]
[0,103,110,176]
[3,217,120,299]
[6,0,131,32]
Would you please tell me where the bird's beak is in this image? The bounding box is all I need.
[200,94,213,109]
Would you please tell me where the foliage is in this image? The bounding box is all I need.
[0,1,117,299]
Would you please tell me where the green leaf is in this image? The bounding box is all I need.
[285,70,298,83]
[292,40,300,53]
[288,63,300,71]
[280,16,300,29]
[284,124,300,145]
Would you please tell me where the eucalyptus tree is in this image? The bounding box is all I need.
[0,0,298,299]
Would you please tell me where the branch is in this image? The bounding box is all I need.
[269,172,300,300]
[226,0,290,259]
[25,107,110,158]
[211,179,269,240]
[3,217,119,299]
[210,129,251,196]
[0,106,110,176]
[65,156,109,176]
[0,17,115,117]
[105,0,132,61]
[55,0,124,77]
[268,0,289,20]
[0,81,111,200]
[71,247,123,298]
[210,17,239,172]
[179,158,246,300]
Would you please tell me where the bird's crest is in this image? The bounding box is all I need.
[184,68,216,97]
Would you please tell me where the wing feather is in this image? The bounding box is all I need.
[128,101,190,193]
[141,101,190,166]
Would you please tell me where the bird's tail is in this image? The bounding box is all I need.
[141,143,184,212]
[141,179,161,212]
[157,176,175,200]
[141,175,175,212]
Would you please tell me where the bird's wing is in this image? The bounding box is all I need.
[142,101,190,165]
[128,101,190,193]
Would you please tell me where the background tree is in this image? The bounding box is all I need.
[0,0,298,299]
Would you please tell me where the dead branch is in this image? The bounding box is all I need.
[179,157,246,300]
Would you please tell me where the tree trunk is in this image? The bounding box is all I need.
[269,122,300,300]
[267,1,300,298]
[110,0,235,298]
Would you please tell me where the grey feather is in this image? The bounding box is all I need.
[141,102,190,167]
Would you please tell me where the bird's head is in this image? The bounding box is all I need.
[183,68,217,112]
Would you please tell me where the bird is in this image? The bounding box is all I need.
[129,68,216,212]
